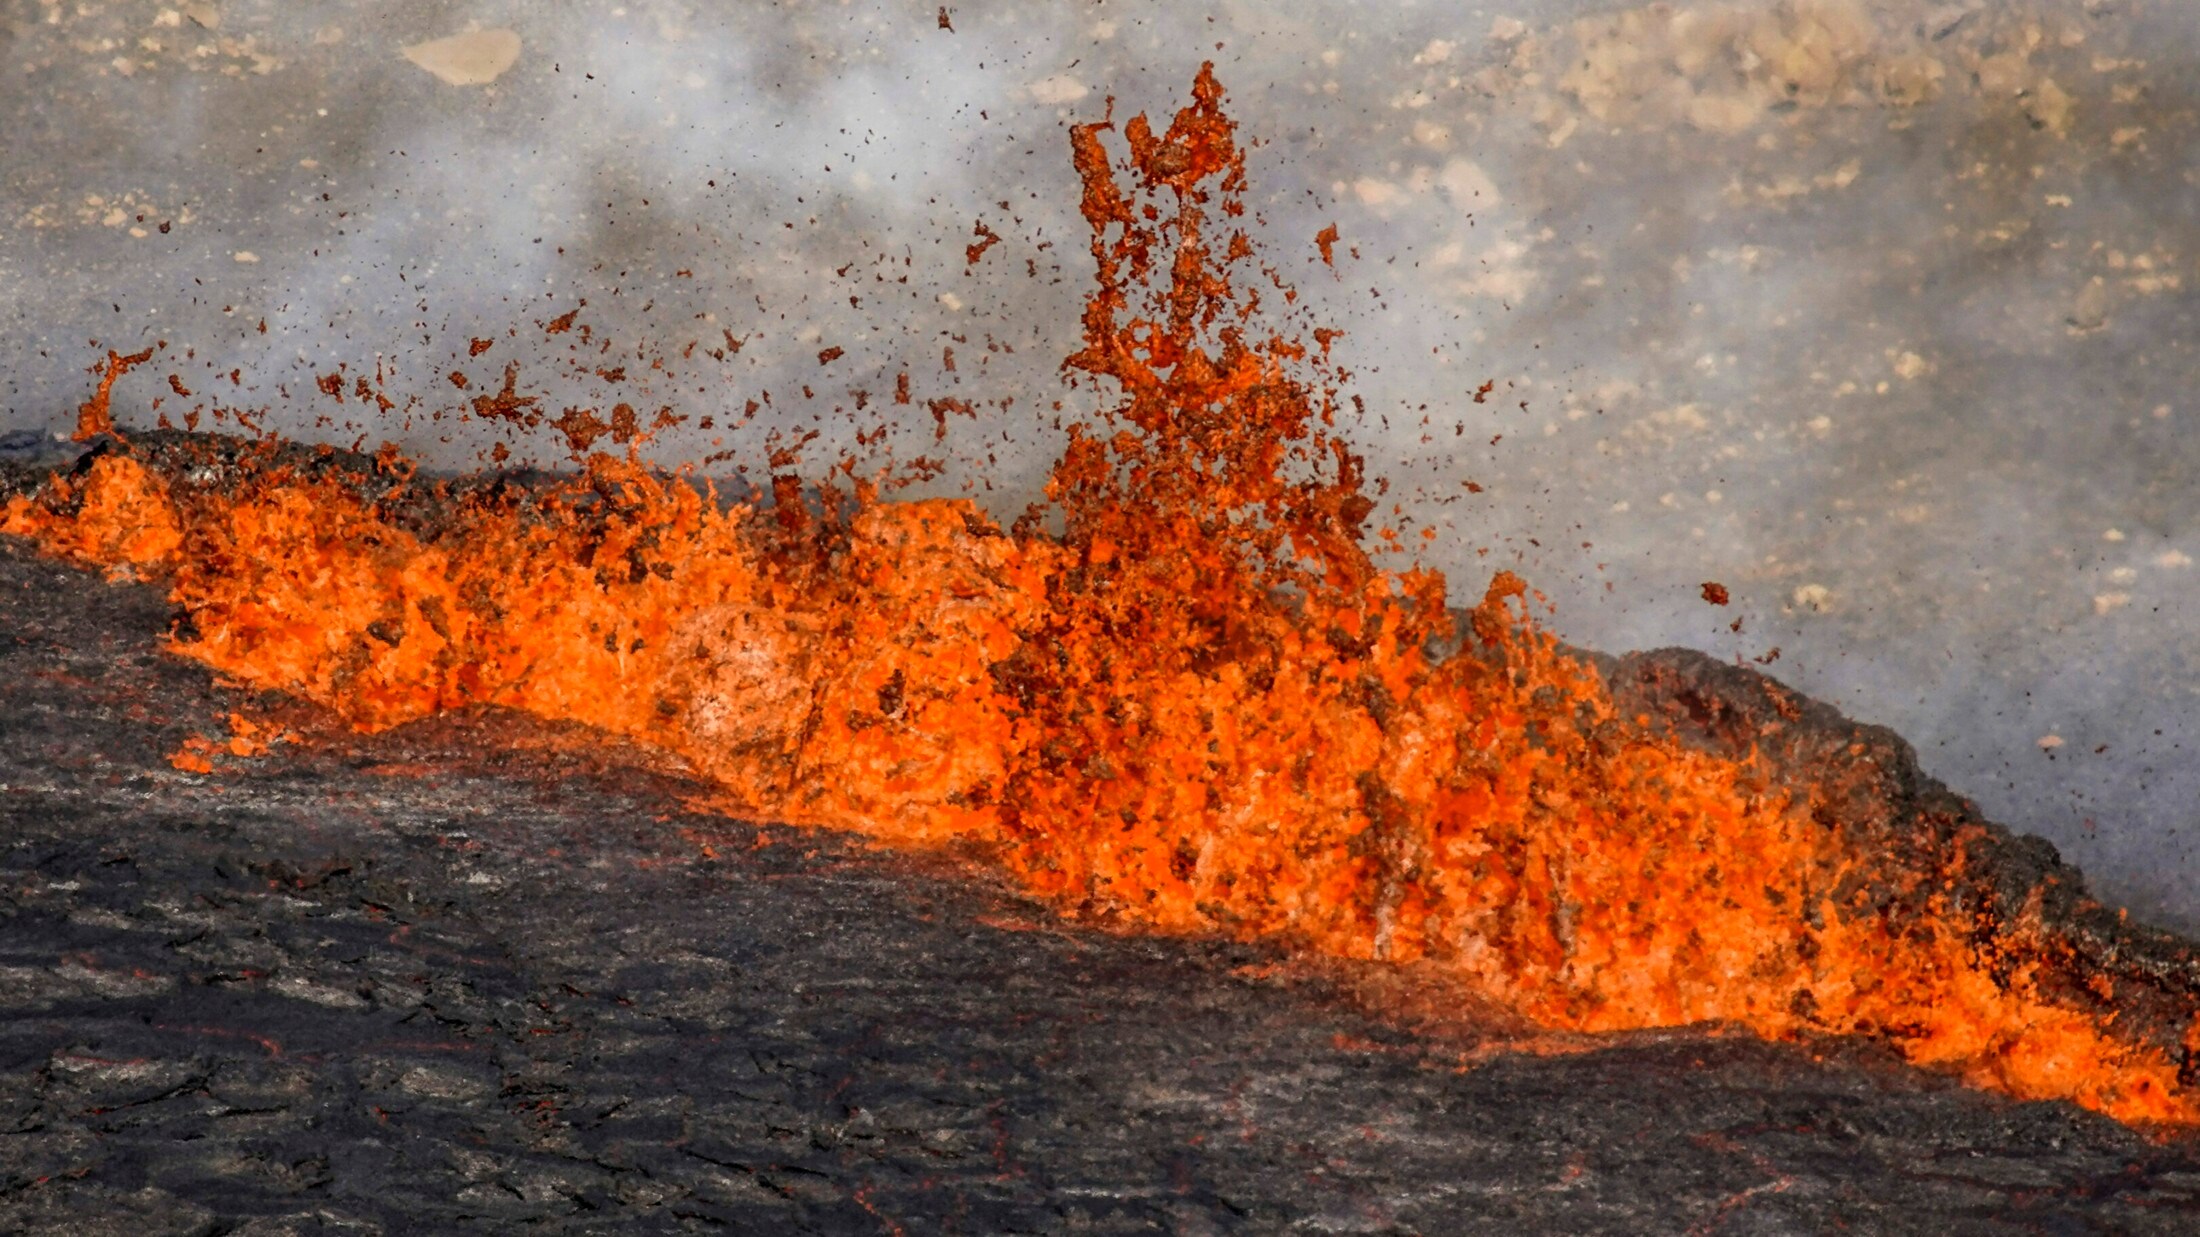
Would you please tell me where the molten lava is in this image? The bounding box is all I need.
[7,65,2199,1129]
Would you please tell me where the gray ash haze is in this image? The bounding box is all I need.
[5,1,2199,930]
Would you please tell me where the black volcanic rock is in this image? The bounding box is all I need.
[6,495,2200,1231]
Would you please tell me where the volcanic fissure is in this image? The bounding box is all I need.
[8,66,2200,1131]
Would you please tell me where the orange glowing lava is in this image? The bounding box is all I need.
[6,65,2197,1130]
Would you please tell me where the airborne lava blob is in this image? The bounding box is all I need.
[7,66,2199,1129]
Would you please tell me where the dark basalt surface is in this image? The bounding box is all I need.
[9,509,2200,1232]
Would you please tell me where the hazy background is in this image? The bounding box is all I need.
[7,0,2199,931]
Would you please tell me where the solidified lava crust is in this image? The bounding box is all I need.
[10,510,2200,1233]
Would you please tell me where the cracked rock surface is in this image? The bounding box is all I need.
[6,536,2200,1233]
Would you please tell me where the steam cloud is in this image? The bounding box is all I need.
[5,0,2198,929]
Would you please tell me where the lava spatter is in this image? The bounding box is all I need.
[6,65,2199,1130]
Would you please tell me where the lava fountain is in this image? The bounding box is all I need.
[7,66,2200,1131]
